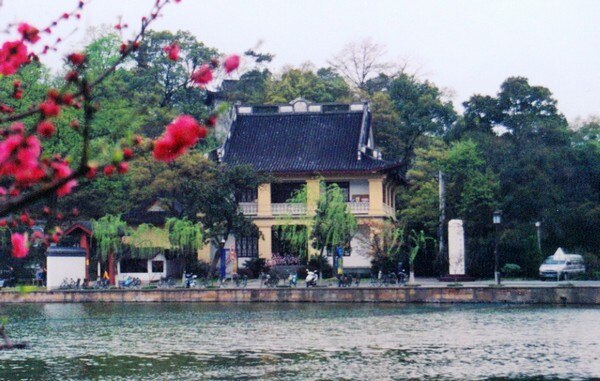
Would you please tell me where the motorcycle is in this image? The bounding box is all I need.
[184,273,197,288]
[305,270,318,287]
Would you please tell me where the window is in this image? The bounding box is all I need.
[238,188,258,202]
[151,261,164,273]
[236,236,258,258]
[271,182,305,203]
[120,259,148,273]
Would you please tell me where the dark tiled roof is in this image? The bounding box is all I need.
[222,111,400,174]
[122,199,183,226]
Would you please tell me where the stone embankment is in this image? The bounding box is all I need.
[1,286,599,304]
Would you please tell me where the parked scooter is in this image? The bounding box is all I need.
[184,273,197,288]
[119,276,141,288]
[305,270,318,287]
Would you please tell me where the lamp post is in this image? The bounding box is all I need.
[535,221,542,254]
[493,210,502,285]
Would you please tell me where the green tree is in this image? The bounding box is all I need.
[374,73,457,173]
[311,183,357,277]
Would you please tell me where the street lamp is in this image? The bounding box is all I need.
[493,210,502,285]
[535,221,542,254]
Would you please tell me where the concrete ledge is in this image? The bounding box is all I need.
[1,287,599,305]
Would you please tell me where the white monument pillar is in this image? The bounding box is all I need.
[448,219,465,276]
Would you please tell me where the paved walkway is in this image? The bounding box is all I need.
[234,277,600,289]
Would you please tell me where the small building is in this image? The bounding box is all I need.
[206,99,404,273]
[46,246,86,290]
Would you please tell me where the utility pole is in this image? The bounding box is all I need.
[438,170,446,273]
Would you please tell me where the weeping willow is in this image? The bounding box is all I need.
[275,185,309,263]
[164,217,203,256]
[128,223,166,258]
[92,214,129,260]
[313,183,357,253]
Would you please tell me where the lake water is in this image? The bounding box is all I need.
[0,303,599,380]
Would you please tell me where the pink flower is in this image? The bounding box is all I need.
[191,64,213,85]
[163,43,179,61]
[153,115,203,162]
[117,162,128,174]
[67,52,85,66]
[11,233,28,258]
[57,179,77,197]
[37,121,55,137]
[0,40,28,75]
[223,54,240,73]
[18,23,40,44]
[39,100,61,117]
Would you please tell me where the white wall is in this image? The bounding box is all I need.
[329,225,371,272]
[47,256,86,290]
[118,254,182,284]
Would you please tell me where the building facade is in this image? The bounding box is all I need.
[208,99,403,273]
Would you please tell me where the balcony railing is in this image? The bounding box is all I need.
[238,202,257,215]
[272,203,307,215]
[346,201,369,214]
[238,201,381,216]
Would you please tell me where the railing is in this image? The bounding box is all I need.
[238,202,258,215]
[272,203,307,215]
[383,203,395,217]
[346,202,369,214]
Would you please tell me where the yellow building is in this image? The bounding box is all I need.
[211,99,404,273]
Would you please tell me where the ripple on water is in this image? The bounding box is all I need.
[0,303,599,380]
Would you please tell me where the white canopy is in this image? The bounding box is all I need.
[553,247,567,260]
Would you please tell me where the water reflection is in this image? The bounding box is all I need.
[0,303,599,380]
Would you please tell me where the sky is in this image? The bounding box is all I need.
[1,0,599,122]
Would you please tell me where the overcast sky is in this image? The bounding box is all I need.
[1,0,599,122]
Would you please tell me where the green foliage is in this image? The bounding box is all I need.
[408,229,434,265]
[311,183,357,253]
[243,258,268,278]
[165,217,203,255]
[128,223,165,258]
[265,66,351,103]
[370,221,405,274]
[92,215,129,260]
[501,263,522,278]
[275,185,309,263]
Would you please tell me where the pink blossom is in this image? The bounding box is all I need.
[191,64,213,85]
[0,40,28,75]
[11,233,28,258]
[223,55,240,73]
[163,43,179,61]
[57,179,77,197]
[18,23,40,44]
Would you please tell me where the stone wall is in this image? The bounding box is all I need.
[1,287,599,305]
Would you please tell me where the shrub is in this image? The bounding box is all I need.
[501,263,521,278]
[244,258,268,278]
[308,256,332,278]
[188,260,211,278]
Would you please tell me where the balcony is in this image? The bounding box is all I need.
[383,203,395,217]
[238,202,257,215]
[346,201,369,214]
[272,203,307,215]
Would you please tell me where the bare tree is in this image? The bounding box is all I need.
[328,38,395,91]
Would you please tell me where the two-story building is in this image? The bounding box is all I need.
[210,99,403,273]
